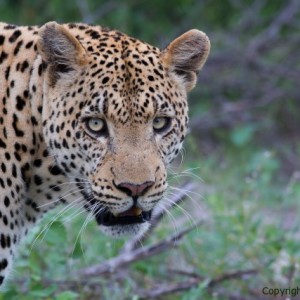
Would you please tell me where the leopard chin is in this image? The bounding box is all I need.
[99,222,150,237]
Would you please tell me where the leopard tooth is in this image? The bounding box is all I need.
[133,207,142,216]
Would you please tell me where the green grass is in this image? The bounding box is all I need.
[1,142,300,300]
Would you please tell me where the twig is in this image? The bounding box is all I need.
[247,0,300,56]
[137,269,257,299]
[167,268,202,278]
[80,220,202,277]
[208,269,257,287]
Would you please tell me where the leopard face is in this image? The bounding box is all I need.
[38,22,210,236]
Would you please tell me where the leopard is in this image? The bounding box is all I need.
[0,21,210,287]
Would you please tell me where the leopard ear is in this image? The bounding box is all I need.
[38,22,87,84]
[162,29,210,91]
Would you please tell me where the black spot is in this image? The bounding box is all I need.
[12,164,17,178]
[49,185,61,192]
[33,159,42,167]
[4,196,10,207]
[66,130,71,137]
[25,41,34,49]
[13,40,23,55]
[20,60,29,72]
[0,234,6,248]
[14,152,21,162]
[0,35,5,45]
[90,30,100,39]
[62,139,69,149]
[4,24,16,30]
[1,163,6,173]
[16,96,26,111]
[34,175,43,186]
[9,29,21,43]
[49,165,63,176]
[43,149,49,157]
[6,178,12,187]
[5,66,10,80]
[12,114,25,137]
[0,51,8,64]
[102,77,109,84]
[38,63,44,76]
[0,138,6,148]
[0,259,8,271]
[31,116,38,126]
[154,68,164,79]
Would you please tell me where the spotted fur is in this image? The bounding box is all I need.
[0,21,210,286]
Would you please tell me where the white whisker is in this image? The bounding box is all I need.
[37,188,85,209]
[163,196,196,227]
[31,196,83,250]
[71,203,101,260]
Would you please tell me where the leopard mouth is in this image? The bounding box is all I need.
[95,206,152,226]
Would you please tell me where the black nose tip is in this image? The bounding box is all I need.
[116,181,154,197]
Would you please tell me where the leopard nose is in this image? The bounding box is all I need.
[116,181,155,197]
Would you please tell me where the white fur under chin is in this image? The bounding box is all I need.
[99,222,150,238]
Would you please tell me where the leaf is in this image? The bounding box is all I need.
[54,291,79,300]
[28,285,56,298]
[43,221,67,246]
[230,125,256,147]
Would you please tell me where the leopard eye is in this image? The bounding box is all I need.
[84,118,107,136]
[153,117,171,133]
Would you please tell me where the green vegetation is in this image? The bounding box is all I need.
[0,0,299,299]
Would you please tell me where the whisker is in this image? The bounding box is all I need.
[63,205,87,223]
[72,202,101,260]
[155,201,178,236]
[31,196,83,250]
[165,186,205,218]
[37,188,85,209]
[168,186,204,199]
[163,196,196,227]
[167,165,204,183]
[44,181,88,193]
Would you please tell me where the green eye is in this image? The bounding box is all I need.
[85,118,107,136]
[153,117,171,133]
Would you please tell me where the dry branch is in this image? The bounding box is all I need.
[137,269,257,299]
[247,0,300,57]
[80,220,202,277]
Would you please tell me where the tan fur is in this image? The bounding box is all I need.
[0,21,210,287]
[162,29,210,90]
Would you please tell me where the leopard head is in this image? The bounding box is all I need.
[38,22,210,236]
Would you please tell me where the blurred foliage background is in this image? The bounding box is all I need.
[0,0,299,299]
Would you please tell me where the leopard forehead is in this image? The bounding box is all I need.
[49,24,187,125]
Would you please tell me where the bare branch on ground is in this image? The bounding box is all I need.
[80,220,202,277]
[137,269,257,299]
